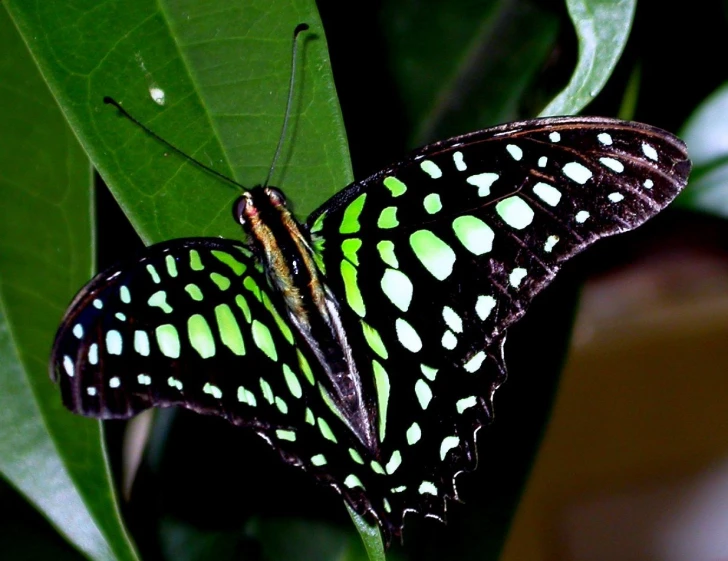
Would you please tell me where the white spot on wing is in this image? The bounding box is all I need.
[63,356,74,377]
[642,142,658,161]
[563,162,592,184]
[509,267,527,288]
[506,144,523,161]
[466,173,499,197]
[533,182,562,206]
[544,235,559,252]
[600,157,625,173]
[597,132,613,145]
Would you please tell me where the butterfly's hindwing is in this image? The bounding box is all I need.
[306,117,690,529]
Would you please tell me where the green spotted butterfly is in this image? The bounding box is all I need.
[50,113,690,540]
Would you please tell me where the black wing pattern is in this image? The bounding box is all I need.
[306,117,690,534]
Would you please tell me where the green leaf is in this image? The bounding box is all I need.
[255,516,378,561]
[540,0,636,116]
[347,505,386,561]
[5,0,351,244]
[677,82,728,217]
[0,7,139,561]
[381,0,558,144]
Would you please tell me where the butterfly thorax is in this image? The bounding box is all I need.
[237,187,377,451]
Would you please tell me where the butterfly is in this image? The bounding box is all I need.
[50,114,690,542]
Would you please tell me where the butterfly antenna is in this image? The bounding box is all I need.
[264,23,310,187]
[103,96,248,192]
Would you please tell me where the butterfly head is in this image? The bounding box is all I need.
[233,186,289,227]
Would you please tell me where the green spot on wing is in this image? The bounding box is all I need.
[381,269,413,312]
[407,422,421,445]
[383,176,407,197]
[377,206,399,229]
[210,272,231,291]
[423,193,442,214]
[148,290,173,313]
[203,382,222,399]
[317,417,338,443]
[496,196,534,229]
[276,429,296,441]
[146,264,161,284]
[395,318,422,352]
[311,454,327,466]
[243,276,262,302]
[282,363,302,398]
[215,304,245,356]
[235,294,252,323]
[344,474,364,489]
[342,238,362,266]
[341,260,366,317]
[297,349,315,385]
[409,230,456,280]
[134,331,150,356]
[385,451,401,474]
[165,254,178,277]
[120,285,131,304]
[189,249,204,271]
[415,379,433,409]
[260,378,275,404]
[372,359,390,442]
[310,212,326,233]
[349,448,365,464]
[376,240,398,268]
[185,283,203,301]
[188,314,216,359]
[361,321,388,359]
[156,324,180,358]
[252,320,277,361]
[452,215,494,255]
[339,193,366,234]
[212,250,247,275]
[275,396,288,414]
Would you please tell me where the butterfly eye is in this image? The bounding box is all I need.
[265,187,287,207]
[233,194,250,225]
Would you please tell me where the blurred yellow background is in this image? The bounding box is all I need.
[502,247,728,560]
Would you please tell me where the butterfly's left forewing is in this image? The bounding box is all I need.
[307,117,690,531]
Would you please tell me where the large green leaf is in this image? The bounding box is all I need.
[6,0,352,245]
[0,7,139,561]
[540,0,636,116]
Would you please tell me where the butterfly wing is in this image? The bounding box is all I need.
[306,117,691,532]
[50,238,382,503]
